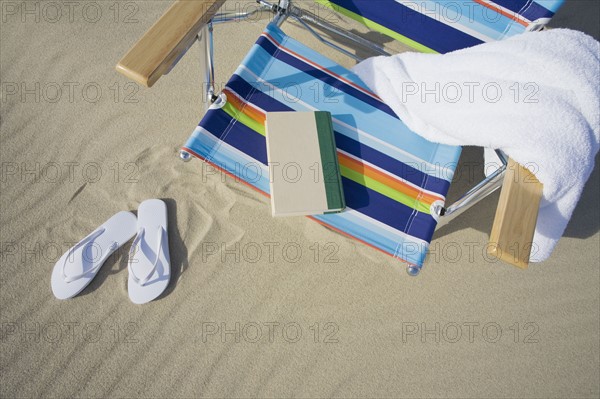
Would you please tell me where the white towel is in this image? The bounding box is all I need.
[352,29,600,262]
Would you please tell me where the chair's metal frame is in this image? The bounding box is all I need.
[179,0,509,273]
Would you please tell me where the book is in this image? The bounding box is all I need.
[265,111,346,217]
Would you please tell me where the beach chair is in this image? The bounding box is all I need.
[117,0,563,274]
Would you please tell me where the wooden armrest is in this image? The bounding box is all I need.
[488,158,543,268]
[116,0,225,87]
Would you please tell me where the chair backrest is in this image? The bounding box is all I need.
[315,0,565,53]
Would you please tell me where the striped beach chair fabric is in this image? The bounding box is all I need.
[317,0,565,53]
[183,23,461,267]
[182,0,565,268]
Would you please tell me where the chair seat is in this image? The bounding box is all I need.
[183,23,461,267]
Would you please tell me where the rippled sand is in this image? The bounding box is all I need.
[1,1,598,397]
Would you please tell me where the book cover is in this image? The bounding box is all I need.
[265,111,345,217]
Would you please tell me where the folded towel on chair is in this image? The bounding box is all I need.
[353,29,600,262]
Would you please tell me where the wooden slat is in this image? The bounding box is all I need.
[488,158,543,269]
[116,0,225,87]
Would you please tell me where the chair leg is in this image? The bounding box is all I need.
[436,149,509,229]
[197,23,216,108]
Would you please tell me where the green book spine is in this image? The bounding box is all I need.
[314,111,346,212]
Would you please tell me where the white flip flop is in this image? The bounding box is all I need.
[127,199,171,304]
[51,211,137,299]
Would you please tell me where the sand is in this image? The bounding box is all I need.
[1,1,598,397]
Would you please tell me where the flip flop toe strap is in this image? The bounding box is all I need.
[128,227,165,287]
[62,227,107,283]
